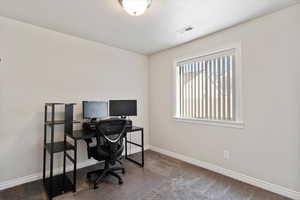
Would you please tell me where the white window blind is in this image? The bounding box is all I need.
[175,48,236,122]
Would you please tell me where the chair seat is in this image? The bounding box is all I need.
[90,144,124,161]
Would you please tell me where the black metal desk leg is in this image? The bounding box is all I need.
[124,128,144,167]
[43,141,46,183]
[73,140,77,192]
[49,105,55,199]
[43,105,47,183]
[125,133,128,159]
[63,136,66,191]
[141,129,144,167]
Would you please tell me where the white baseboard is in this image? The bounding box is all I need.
[0,159,98,191]
[0,145,149,191]
[149,145,300,200]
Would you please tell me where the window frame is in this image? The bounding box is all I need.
[172,42,244,129]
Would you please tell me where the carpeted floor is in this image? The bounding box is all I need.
[0,150,290,200]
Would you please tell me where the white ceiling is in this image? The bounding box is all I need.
[0,0,299,55]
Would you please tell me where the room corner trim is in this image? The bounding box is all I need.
[149,145,300,200]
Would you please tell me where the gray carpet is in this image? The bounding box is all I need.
[0,150,290,200]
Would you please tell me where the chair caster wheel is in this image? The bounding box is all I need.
[119,180,123,184]
[122,169,125,174]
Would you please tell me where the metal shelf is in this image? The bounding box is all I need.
[45,103,65,106]
[44,174,74,198]
[45,103,77,106]
[45,120,80,126]
[45,142,74,154]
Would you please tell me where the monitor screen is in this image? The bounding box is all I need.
[83,101,108,119]
[109,100,137,117]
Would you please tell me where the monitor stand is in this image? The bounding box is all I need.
[121,116,132,127]
[90,118,97,123]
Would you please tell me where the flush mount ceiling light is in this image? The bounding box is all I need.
[119,0,152,16]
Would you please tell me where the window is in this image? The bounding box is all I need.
[174,44,243,128]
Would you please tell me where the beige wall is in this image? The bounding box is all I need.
[149,4,300,192]
[0,16,149,183]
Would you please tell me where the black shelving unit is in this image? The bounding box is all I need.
[42,103,78,200]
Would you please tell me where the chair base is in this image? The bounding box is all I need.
[87,164,125,189]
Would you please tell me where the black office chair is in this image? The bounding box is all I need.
[85,118,127,189]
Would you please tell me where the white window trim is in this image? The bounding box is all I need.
[172,42,244,128]
[173,117,244,129]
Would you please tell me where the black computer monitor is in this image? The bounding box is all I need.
[83,101,108,120]
[109,100,137,117]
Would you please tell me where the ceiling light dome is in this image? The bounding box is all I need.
[119,0,152,16]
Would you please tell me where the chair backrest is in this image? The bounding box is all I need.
[96,118,127,143]
[64,104,74,135]
[96,118,127,162]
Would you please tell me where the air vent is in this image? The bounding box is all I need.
[177,25,194,34]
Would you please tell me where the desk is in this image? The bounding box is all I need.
[66,126,144,191]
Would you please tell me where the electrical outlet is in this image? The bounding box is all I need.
[224,150,230,160]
